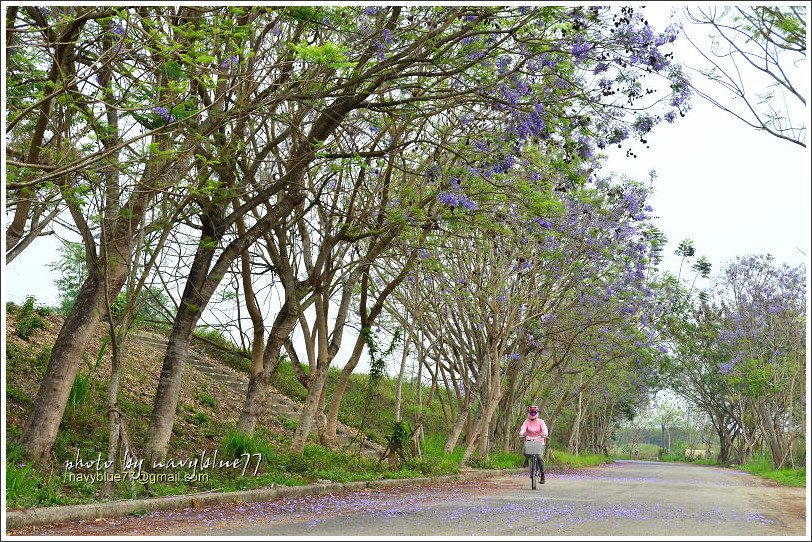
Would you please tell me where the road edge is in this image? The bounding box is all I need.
[5,468,526,532]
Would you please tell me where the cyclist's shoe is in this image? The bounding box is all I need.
[540,473,546,484]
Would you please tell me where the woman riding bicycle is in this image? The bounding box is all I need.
[519,404,548,483]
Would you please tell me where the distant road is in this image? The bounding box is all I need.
[9,460,807,536]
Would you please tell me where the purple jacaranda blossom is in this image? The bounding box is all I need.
[571,37,590,61]
[153,106,174,123]
[719,360,735,375]
[437,192,459,206]
[593,62,609,74]
[220,55,239,69]
[533,217,551,229]
[496,56,511,74]
[539,52,557,68]
[607,124,630,144]
[634,115,654,134]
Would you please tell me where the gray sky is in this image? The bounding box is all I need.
[604,95,809,280]
[604,2,809,283]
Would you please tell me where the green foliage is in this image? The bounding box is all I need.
[675,238,695,258]
[15,296,47,340]
[291,41,354,69]
[50,242,87,315]
[7,381,31,406]
[49,240,170,322]
[68,371,93,411]
[270,357,308,402]
[280,417,299,431]
[384,421,412,465]
[352,327,403,442]
[6,443,55,509]
[737,452,806,487]
[402,455,443,476]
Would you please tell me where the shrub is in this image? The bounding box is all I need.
[221,429,274,459]
[466,455,493,470]
[285,452,310,474]
[280,417,298,431]
[403,455,443,476]
[6,453,40,507]
[67,354,97,412]
[15,296,46,340]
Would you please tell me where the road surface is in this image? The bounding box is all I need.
[8,460,807,536]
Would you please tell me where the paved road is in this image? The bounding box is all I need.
[10,460,807,536]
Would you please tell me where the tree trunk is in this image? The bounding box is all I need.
[237,215,265,379]
[444,397,472,453]
[291,365,330,453]
[144,95,355,458]
[394,341,410,423]
[142,301,201,463]
[101,329,126,500]
[322,335,366,447]
[20,267,127,463]
[237,300,299,433]
[462,391,502,464]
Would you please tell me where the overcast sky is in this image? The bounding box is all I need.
[603,3,809,285]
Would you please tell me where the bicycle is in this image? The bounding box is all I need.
[523,436,545,490]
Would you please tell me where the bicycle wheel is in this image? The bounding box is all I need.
[535,455,544,485]
[529,454,537,490]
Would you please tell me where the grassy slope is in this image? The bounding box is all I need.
[8,308,569,509]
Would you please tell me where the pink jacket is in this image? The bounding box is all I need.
[519,418,548,443]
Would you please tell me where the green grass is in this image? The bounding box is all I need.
[691,458,720,466]
[549,449,611,468]
[608,443,660,461]
[194,382,217,409]
[736,453,806,487]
